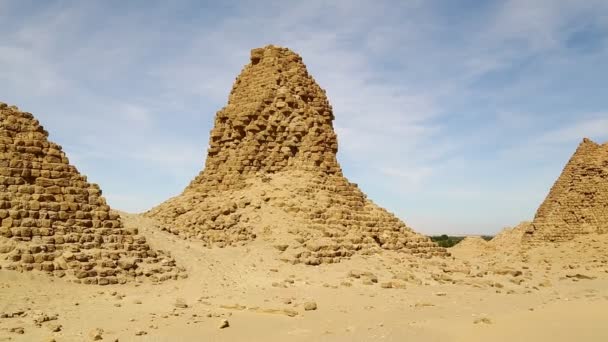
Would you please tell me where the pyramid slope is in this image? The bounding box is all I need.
[147,45,447,263]
[0,103,184,284]
[187,45,341,191]
[524,138,608,243]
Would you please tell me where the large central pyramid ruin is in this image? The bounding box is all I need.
[0,103,184,284]
[147,45,447,264]
[524,138,608,243]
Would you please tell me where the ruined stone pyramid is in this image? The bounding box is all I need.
[0,103,184,284]
[524,138,608,243]
[147,45,447,264]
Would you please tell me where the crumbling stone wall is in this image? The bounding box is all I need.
[0,104,184,284]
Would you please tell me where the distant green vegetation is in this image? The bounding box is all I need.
[429,235,464,248]
[429,234,494,248]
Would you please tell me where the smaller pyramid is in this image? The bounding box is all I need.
[524,138,608,243]
[0,103,184,284]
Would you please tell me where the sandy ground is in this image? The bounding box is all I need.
[1,214,607,341]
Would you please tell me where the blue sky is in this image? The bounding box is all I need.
[1,0,607,235]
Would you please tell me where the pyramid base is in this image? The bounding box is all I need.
[147,170,448,264]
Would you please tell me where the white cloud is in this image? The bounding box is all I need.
[379,166,434,189]
[536,115,608,144]
[0,45,68,96]
[0,1,607,234]
[120,104,153,125]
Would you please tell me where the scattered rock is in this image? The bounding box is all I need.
[474,317,492,324]
[304,302,318,311]
[89,328,104,340]
[283,309,299,317]
[31,311,58,326]
[48,324,62,332]
[219,319,230,329]
[174,298,188,309]
[10,327,25,334]
[566,273,596,280]
[274,244,289,252]
[1,310,25,318]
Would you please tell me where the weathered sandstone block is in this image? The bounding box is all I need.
[0,103,185,283]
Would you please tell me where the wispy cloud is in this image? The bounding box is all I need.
[536,115,608,144]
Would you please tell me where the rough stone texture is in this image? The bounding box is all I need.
[490,221,530,249]
[0,103,184,284]
[147,45,447,263]
[524,138,608,243]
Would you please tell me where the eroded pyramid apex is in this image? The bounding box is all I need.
[147,46,447,263]
[188,44,340,192]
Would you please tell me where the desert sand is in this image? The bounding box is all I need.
[1,214,607,341]
[1,45,607,341]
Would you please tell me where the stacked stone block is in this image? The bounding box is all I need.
[148,45,447,262]
[0,104,184,284]
[524,138,608,243]
[186,45,341,192]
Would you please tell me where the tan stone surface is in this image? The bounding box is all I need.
[0,103,185,284]
[147,45,447,263]
[482,221,532,252]
[524,138,608,243]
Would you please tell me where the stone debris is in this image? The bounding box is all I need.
[303,302,318,311]
[565,273,596,280]
[219,319,230,329]
[9,326,25,334]
[30,310,58,326]
[473,317,492,324]
[48,324,62,332]
[0,309,26,318]
[174,298,188,309]
[89,328,104,340]
[0,103,185,284]
[146,45,447,264]
[525,138,608,243]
